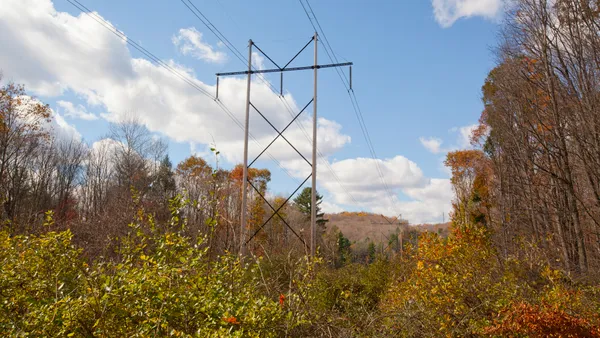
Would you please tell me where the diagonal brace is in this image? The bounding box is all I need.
[248,100,313,168]
[252,43,281,70]
[249,36,315,72]
[282,36,314,69]
[245,173,312,246]
[245,179,307,247]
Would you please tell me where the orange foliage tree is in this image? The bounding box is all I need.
[484,302,600,337]
[230,164,271,252]
[444,150,493,228]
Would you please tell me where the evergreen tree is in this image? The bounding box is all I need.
[337,231,352,266]
[293,187,328,226]
[367,241,376,264]
[156,155,176,198]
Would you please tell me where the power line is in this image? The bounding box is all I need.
[64,0,299,183]
[179,0,364,207]
[299,0,402,216]
[217,35,356,256]
[214,0,243,33]
[179,0,247,65]
[301,0,349,86]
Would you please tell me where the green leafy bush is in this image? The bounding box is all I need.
[0,202,293,337]
[2,200,599,337]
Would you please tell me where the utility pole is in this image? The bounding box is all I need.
[239,40,253,256]
[311,32,318,257]
[216,34,352,257]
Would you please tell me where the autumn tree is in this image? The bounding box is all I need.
[175,155,213,231]
[265,196,288,252]
[467,0,600,274]
[80,139,114,217]
[445,150,493,229]
[52,138,87,224]
[0,79,51,227]
[110,119,167,195]
[230,164,271,253]
[229,165,271,193]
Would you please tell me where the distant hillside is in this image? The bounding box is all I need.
[324,212,450,243]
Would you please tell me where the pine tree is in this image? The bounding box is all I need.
[156,155,176,198]
[337,231,351,266]
[293,187,328,226]
[367,241,376,264]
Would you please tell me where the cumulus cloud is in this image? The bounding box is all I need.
[172,27,226,63]
[0,0,351,164]
[419,137,444,154]
[57,100,98,120]
[251,51,266,70]
[320,201,345,214]
[321,157,451,223]
[451,123,478,149]
[421,123,478,155]
[368,185,453,224]
[420,123,480,182]
[432,0,506,27]
[0,0,456,224]
[282,155,450,223]
[89,138,122,163]
[15,95,81,140]
[91,137,120,154]
[51,109,82,141]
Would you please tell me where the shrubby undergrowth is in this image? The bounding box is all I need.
[2,198,599,337]
[1,206,290,337]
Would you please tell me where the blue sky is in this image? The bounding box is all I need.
[0,0,506,223]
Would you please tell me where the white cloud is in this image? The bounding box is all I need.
[421,123,478,155]
[251,51,265,70]
[282,155,450,223]
[432,0,505,27]
[15,95,81,141]
[368,182,452,224]
[57,100,98,120]
[455,123,477,148]
[419,136,444,154]
[0,0,456,224]
[85,138,122,171]
[420,123,479,177]
[51,109,82,141]
[172,27,226,63]
[251,51,269,83]
[321,201,345,214]
[322,157,450,223]
[90,138,121,158]
[0,0,350,165]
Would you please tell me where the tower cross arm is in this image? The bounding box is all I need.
[216,62,352,77]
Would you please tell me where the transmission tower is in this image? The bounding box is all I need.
[216,33,352,257]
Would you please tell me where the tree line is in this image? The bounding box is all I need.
[448,0,600,277]
[3,0,600,335]
[0,77,331,260]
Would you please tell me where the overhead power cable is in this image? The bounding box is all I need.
[299,0,402,216]
[64,0,299,183]
[179,0,364,207]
